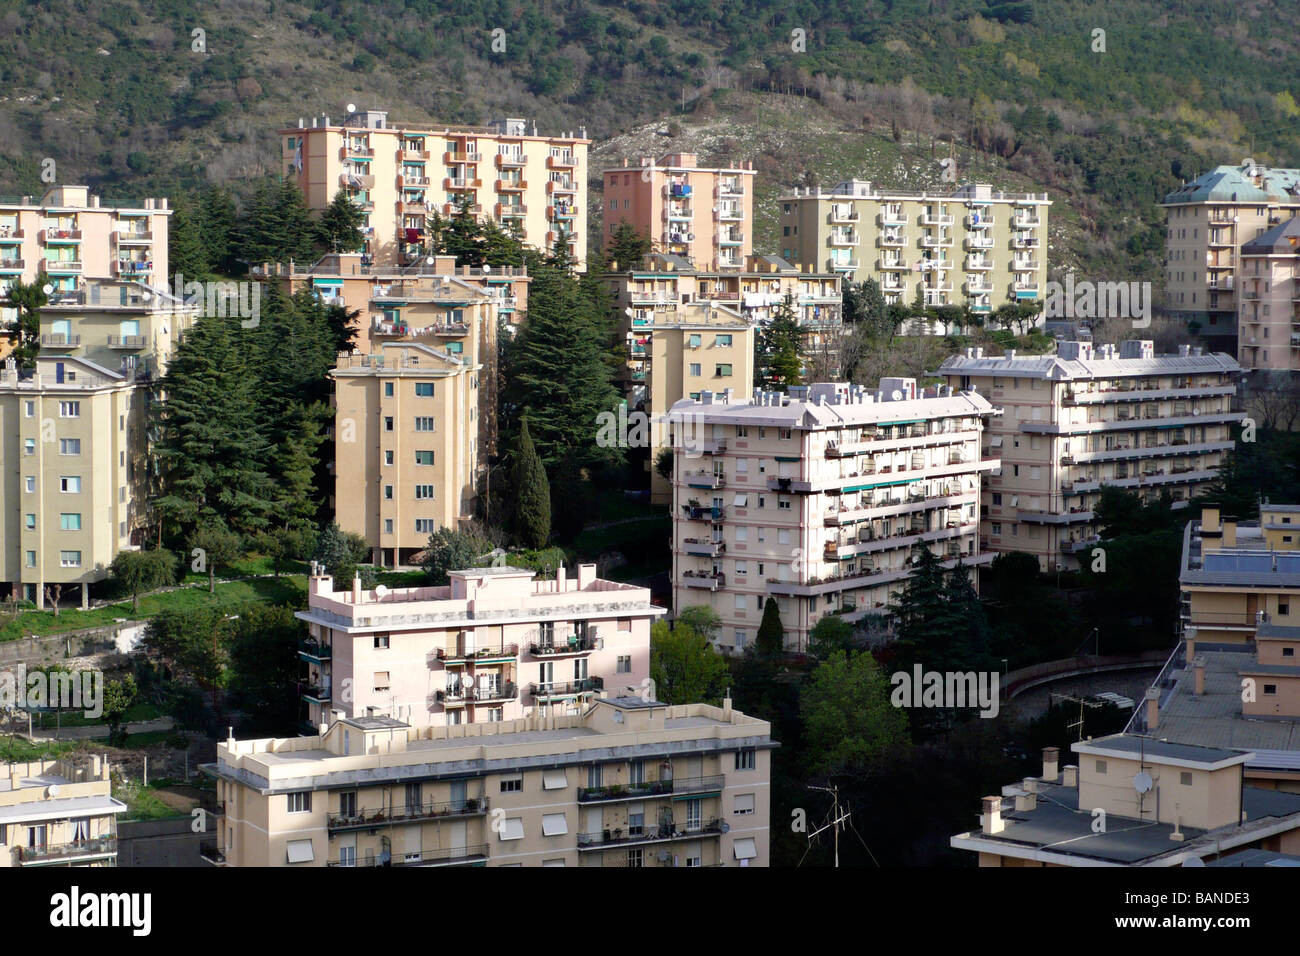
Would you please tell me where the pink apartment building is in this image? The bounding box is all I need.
[295,564,664,732]
[1237,216,1300,371]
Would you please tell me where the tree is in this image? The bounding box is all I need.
[801,651,910,776]
[808,614,853,659]
[514,418,552,549]
[3,274,48,370]
[189,521,242,594]
[109,549,176,612]
[316,191,367,253]
[676,605,721,641]
[314,521,363,583]
[755,294,804,390]
[755,596,786,658]
[226,605,303,737]
[421,526,493,584]
[654,448,673,481]
[259,525,317,579]
[606,221,652,269]
[650,619,730,705]
[169,195,210,280]
[102,674,138,747]
[141,607,228,707]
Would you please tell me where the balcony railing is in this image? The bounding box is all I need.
[442,681,518,703]
[578,774,725,803]
[327,797,489,831]
[576,818,723,849]
[39,333,81,347]
[18,836,117,864]
[528,634,597,657]
[298,639,332,661]
[329,844,490,867]
[529,677,603,699]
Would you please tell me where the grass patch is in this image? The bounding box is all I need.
[0,575,306,642]
[0,736,79,762]
[570,516,671,581]
[376,569,428,587]
[114,778,184,821]
[120,730,179,750]
[27,700,164,730]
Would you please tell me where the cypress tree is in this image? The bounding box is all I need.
[755,596,786,659]
[514,418,551,549]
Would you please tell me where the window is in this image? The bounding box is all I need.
[991,523,1002,535]
[415,485,435,499]
[415,451,434,465]
[734,630,746,649]
[384,450,394,466]
[415,519,435,533]
[617,655,631,673]
[735,595,747,610]
[24,439,35,455]
[500,775,522,793]
[59,401,80,418]
[715,334,733,347]
[733,838,757,861]
[542,769,567,790]
[24,514,35,530]
[626,848,644,868]
[384,416,394,431]
[384,485,394,500]
[60,476,80,493]
[414,417,435,431]
[59,438,80,455]
[1280,602,1290,616]
[688,334,701,348]
[415,382,434,397]
[628,805,645,837]
[734,793,755,815]
[338,791,357,819]
[1264,684,1278,695]
[735,561,747,577]
[1180,772,1193,786]
[374,635,389,649]
[715,364,733,377]
[384,382,394,397]
[778,497,791,510]
[735,748,756,771]
[736,425,748,438]
[384,519,393,534]
[685,798,702,831]
[689,363,701,376]
[287,792,312,813]
[778,428,792,440]
[25,551,35,568]
[24,476,34,493]
[59,513,81,531]
[1095,760,1107,774]
[24,400,33,417]
[499,817,525,841]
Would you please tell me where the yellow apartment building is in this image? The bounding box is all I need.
[601,153,756,270]
[1162,160,1300,347]
[205,697,773,867]
[0,755,124,868]
[951,738,1300,866]
[779,181,1049,326]
[665,380,999,653]
[282,110,588,270]
[940,340,1243,573]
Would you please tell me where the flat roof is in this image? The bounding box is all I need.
[340,715,409,731]
[1073,734,1249,768]
[0,794,126,823]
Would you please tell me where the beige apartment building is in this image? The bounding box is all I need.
[779,181,1049,326]
[940,340,1243,573]
[1162,160,1300,346]
[602,153,756,270]
[206,697,772,867]
[1236,217,1300,371]
[0,755,124,868]
[951,738,1300,866]
[665,381,999,654]
[0,186,171,327]
[282,110,588,270]
[257,251,530,341]
[295,563,662,731]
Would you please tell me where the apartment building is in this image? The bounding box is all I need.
[602,153,756,270]
[282,110,588,269]
[0,185,170,321]
[206,696,771,868]
[0,755,124,868]
[951,737,1300,866]
[664,381,999,654]
[939,340,1243,573]
[779,181,1049,325]
[294,563,663,731]
[1235,216,1300,371]
[331,335,489,565]
[1162,160,1300,348]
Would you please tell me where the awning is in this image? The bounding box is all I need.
[499,817,525,841]
[734,838,758,860]
[542,769,568,790]
[541,813,568,836]
[286,839,315,864]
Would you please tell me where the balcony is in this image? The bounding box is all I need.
[114,260,153,276]
[828,258,859,271]
[298,639,331,662]
[399,174,431,188]
[441,681,518,704]
[1010,260,1039,272]
[327,797,489,832]
[829,232,859,247]
[829,209,859,224]
[17,836,117,865]
[443,177,482,191]
[682,503,725,521]
[546,154,577,170]
[718,182,745,197]
[199,842,226,865]
[495,178,527,192]
[41,259,82,273]
[528,631,597,657]
[682,539,725,557]
[0,258,24,272]
[529,677,603,700]
[497,203,527,217]
[546,180,577,195]
[550,205,578,220]
[302,683,331,703]
[496,153,526,168]
[442,640,519,664]
[920,235,953,248]
[40,228,82,243]
[578,774,725,803]
[401,147,431,161]
[1012,215,1041,228]
[444,151,483,164]
[0,228,25,240]
[1060,535,1101,554]
[577,818,723,850]
[341,145,375,160]
[682,570,725,590]
[329,843,490,867]
[877,234,906,247]
[683,470,726,489]
[877,211,907,226]
[966,214,993,228]
[878,258,909,271]
[39,333,81,347]
[113,230,153,244]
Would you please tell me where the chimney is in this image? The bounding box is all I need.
[1015,779,1038,811]
[1145,687,1161,730]
[1222,516,1238,548]
[722,688,733,720]
[352,573,362,603]
[1185,630,1196,661]
[1062,765,1079,787]
[1042,746,1059,781]
[980,795,1005,835]
[556,564,567,591]
[1194,657,1206,695]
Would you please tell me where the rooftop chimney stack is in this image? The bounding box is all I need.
[1194,657,1206,695]
[1042,747,1059,781]
[980,796,1005,835]
[1062,765,1079,787]
[1145,687,1161,730]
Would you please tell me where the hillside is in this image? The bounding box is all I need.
[2,0,1299,280]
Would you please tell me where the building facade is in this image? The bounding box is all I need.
[0,755,124,868]
[207,698,772,868]
[281,111,588,270]
[940,340,1243,572]
[294,563,663,731]
[1235,217,1300,371]
[1162,160,1300,348]
[602,153,756,270]
[665,381,999,654]
[778,181,1049,324]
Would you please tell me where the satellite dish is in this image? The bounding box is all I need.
[46,784,60,798]
[426,256,435,265]
[891,390,903,401]
[482,264,491,274]
[1182,855,1205,867]
[1133,772,1153,794]
[42,283,53,295]
[346,102,357,114]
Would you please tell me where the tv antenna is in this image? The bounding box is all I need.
[805,783,853,867]
[1049,692,1104,742]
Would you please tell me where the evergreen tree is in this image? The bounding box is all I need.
[755,294,804,391]
[169,195,210,281]
[188,519,242,594]
[3,274,48,370]
[317,191,366,253]
[755,596,786,659]
[200,186,239,275]
[606,221,651,269]
[514,418,552,549]
[271,404,326,530]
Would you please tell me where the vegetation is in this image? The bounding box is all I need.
[650,618,730,706]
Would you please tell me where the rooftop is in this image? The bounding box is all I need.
[1163,162,1300,206]
[939,341,1241,381]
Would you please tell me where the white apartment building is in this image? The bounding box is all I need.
[939,340,1243,572]
[665,381,1000,653]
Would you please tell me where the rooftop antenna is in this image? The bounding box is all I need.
[805,783,852,867]
[1049,692,1104,742]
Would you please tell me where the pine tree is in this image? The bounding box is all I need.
[271,403,327,530]
[755,294,804,390]
[169,196,210,282]
[514,418,552,549]
[606,221,651,269]
[317,191,366,253]
[755,597,786,659]
[201,186,238,275]
[3,274,48,370]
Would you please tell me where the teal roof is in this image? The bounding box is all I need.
[1164,163,1300,205]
